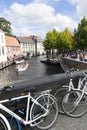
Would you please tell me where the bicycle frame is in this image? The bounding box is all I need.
[0,92,49,127]
[62,77,74,91]
[63,72,87,91]
[62,76,81,91]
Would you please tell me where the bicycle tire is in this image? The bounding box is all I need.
[54,87,69,114]
[0,113,11,130]
[30,93,58,130]
[62,90,87,117]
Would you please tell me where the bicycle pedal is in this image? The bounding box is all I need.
[18,109,25,115]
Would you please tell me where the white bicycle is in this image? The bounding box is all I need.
[54,68,82,114]
[62,71,87,117]
[0,86,58,130]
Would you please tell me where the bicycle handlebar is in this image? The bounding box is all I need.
[66,67,75,73]
[83,71,87,77]
[66,68,75,78]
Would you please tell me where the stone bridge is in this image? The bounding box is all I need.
[0,69,86,100]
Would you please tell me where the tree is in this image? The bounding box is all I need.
[56,28,73,51]
[0,17,12,36]
[63,28,73,50]
[74,16,87,50]
[43,29,58,57]
[43,27,73,57]
[43,31,52,51]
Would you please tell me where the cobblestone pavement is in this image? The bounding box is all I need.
[49,113,87,130]
[12,112,87,130]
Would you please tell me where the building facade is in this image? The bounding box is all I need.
[5,36,20,60]
[36,36,45,55]
[29,35,45,56]
[17,36,45,57]
[0,32,45,63]
[0,29,7,63]
[17,36,35,57]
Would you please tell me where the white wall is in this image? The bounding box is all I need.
[0,30,7,63]
[37,42,45,55]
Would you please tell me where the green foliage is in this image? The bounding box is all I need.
[57,28,73,51]
[44,16,87,52]
[43,28,73,52]
[0,17,13,36]
[43,29,58,50]
[74,16,87,50]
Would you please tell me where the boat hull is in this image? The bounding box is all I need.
[17,63,29,72]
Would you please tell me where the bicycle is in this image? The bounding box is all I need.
[62,71,87,117]
[0,85,58,130]
[54,68,81,114]
[0,113,11,130]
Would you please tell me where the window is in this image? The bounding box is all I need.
[2,46,5,55]
[8,47,10,52]
[1,35,3,43]
[0,47,1,56]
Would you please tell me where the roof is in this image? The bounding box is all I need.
[29,35,43,43]
[29,35,38,39]
[5,36,20,47]
[17,37,35,44]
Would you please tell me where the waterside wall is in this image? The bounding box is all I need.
[61,57,87,71]
[0,70,85,100]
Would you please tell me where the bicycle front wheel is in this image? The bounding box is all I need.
[0,113,11,130]
[54,87,68,114]
[62,90,87,117]
[30,94,58,130]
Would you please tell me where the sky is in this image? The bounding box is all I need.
[0,0,87,38]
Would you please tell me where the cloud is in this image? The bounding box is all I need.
[67,0,87,18]
[3,2,77,37]
[33,0,60,3]
[4,3,55,26]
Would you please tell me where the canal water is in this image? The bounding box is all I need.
[0,56,63,86]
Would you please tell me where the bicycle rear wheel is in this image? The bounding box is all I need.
[54,87,68,114]
[0,113,11,130]
[62,90,87,117]
[30,94,58,130]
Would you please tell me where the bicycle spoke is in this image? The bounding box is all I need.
[54,87,68,114]
[30,94,58,130]
[62,90,87,117]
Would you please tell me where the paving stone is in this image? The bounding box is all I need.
[12,112,87,130]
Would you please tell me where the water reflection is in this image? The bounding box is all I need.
[0,65,19,86]
[0,56,63,86]
[45,64,63,75]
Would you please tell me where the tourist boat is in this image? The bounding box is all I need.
[60,57,87,71]
[17,62,29,72]
[40,57,60,65]
[15,59,24,64]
